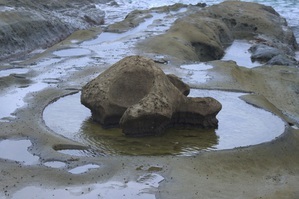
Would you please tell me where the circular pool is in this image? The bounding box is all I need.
[43,90,285,156]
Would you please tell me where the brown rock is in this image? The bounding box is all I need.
[139,1,297,62]
[81,56,222,136]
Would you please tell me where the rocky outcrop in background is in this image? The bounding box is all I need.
[0,0,111,60]
[138,1,298,65]
[81,56,222,136]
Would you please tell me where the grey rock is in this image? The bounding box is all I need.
[249,44,282,62]
[267,54,298,66]
[0,0,109,60]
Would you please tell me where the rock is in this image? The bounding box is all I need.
[81,56,221,136]
[249,44,282,63]
[166,74,190,96]
[266,54,298,66]
[106,10,153,33]
[0,9,75,60]
[205,2,297,49]
[139,1,298,63]
[105,3,188,33]
[139,14,233,61]
[0,0,109,61]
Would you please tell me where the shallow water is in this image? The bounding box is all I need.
[0,68,29,78]
[53,48,92,57]
[179,63,213,84]
[0,139,39,165]
[43,161,66,169]
[68,164,101,174]
[11,173,164,199]
[43,90,285,156]
[0,83,48,121]
[221,40,261,68]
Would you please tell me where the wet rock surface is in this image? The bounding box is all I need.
[0,1,299,198]
[0,0,111,60]
[105,3,190,33]
[81,56,221,136]
[139,1,298,64]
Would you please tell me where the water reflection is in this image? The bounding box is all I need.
[43,90,285,156]
[79,118,218,156]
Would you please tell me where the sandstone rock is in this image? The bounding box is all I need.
[140,15,233,61]
[205,2,297,49]
[0,9,75,60]
[105,3,188,33]
[81,56,221,136]
[106,10,153,33]
[139,1,298,64]
[0,0,108,60]
[166,74,190,96]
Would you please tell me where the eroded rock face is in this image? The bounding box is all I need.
[0,0,109,60]
[139,1,298,64]
[81,56,221,136]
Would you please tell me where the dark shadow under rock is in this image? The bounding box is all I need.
[81,56,221,136]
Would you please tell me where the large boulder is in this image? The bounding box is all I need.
[139,1,298,64]
[81,56,222,136]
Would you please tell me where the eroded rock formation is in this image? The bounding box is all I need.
[138,1,298,64]
[0,0,110,60]
[81,56,222,136]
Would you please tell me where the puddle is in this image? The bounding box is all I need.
[222,40,261,68]
[43,90,285,156]
[0,139,39,165]
[189,90,285,150]
[11,173,164,199]
[44,161,66,169]
[52,48,91,57]
[179,63,212,84]
[68,164,100,174]
[83,13,166,45]
[0,83,48,120]
[180,63,213,71]
[0,68,29,78]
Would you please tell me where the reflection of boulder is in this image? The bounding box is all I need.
[139,1,298,64]
[80,117,219,156]
[81,56,222,136]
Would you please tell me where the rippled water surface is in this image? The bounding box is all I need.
[44,90,285,156]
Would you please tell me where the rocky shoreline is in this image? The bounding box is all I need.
[0,0,112,61]
[0,1,299,198]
